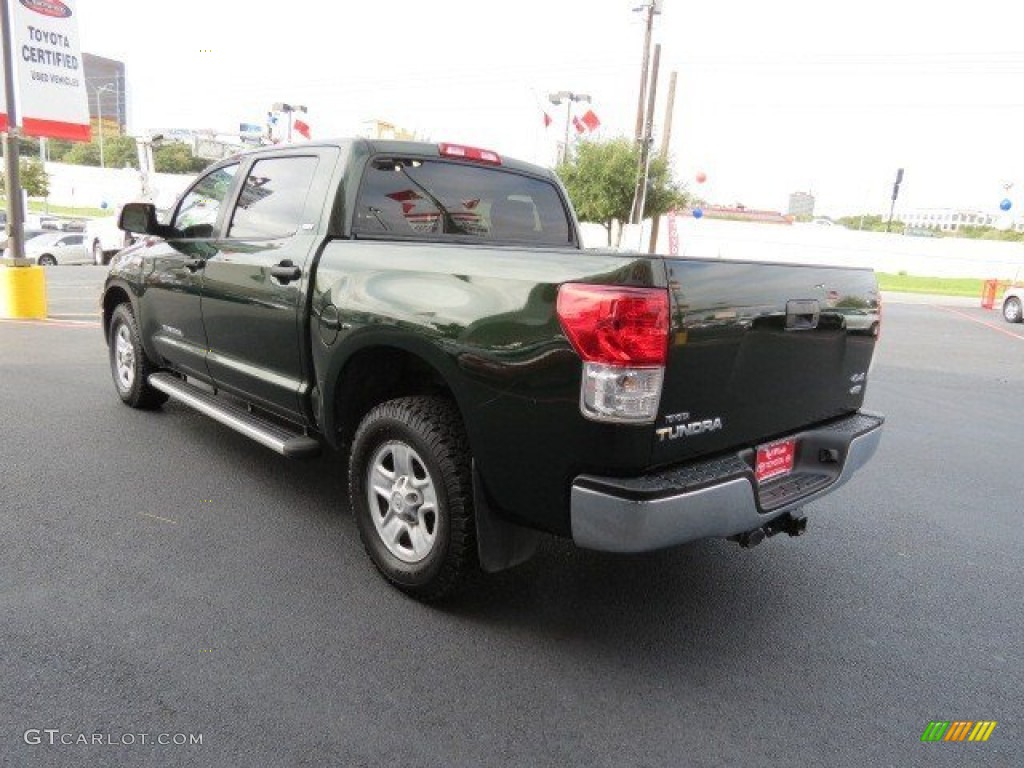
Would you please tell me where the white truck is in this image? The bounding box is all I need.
[85,212,133,265]
[87,135,180,265]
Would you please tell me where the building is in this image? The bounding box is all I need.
[691,205,793,225]
[83,53,127,136]
[788,191,815,218]
[360,119,417,141]
[897,208,1021,233]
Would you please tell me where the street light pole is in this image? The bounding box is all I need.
[271,103,307,144]
[90,83,114,169]
[548,91,590,164]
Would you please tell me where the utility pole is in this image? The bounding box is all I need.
[648,70,677,253]
[626,2,659,143]
[631,43,661,226]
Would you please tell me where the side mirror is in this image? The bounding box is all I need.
[118,203,160,235]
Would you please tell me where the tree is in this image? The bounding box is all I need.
[57,136,138,169]
[46,139,75,162]
[0,158,50,197]
[104,136,140,169]
[63,140,101,166]
[20,159,49,197]
[556,137,687,246]
[17,136,41,157]
[154,142,209,174]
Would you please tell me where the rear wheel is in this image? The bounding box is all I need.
[108,303,168,409]
[38,254,57,266]
[1003,296,1022,324]
[93,241,106,266]
[349,396,476,601]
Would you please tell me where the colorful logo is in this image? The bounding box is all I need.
[19,0,72,18]
[921,721,997,743]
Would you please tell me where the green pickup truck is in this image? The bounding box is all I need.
[102,138,883,600]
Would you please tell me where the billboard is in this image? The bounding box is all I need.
[9,0,91,141]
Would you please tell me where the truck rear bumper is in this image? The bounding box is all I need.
[570,412,884,552]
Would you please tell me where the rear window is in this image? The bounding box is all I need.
[353,157,572,246]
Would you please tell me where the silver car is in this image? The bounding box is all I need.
[1004,286,1023,324]
[23,232,90,266]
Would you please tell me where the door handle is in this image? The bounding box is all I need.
[270,260,302,283]
[183,258,206,272]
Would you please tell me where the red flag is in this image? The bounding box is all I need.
[543,112,552,128]
[572,115,585,134]
[581,109,601,132]
[294,118,311,139]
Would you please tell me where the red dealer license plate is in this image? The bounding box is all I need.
[756,439,797,483]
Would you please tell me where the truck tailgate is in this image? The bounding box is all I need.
[652,258,879,468]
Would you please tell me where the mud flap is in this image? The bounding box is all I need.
[473,462,541,573]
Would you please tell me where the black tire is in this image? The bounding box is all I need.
[869,321,879,337]
[1003,296,1022,324]
[108,303,168,409]
[38,254,57,266]
[93,241,106,266]
[349,396,476,601]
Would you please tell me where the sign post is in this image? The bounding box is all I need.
[0,0,90,319]
[2,0,29,266]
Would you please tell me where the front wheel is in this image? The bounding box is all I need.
[108,303,168,409]
[349,396,476,601]
[38,254,57,266]
[93,241,106,266]
[1003,296,1022,324]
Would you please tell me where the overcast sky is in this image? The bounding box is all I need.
[77,0,1024,217]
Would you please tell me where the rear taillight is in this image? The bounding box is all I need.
[556,284,669,423]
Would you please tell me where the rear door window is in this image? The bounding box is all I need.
[353,158,571,245]
[227,156,320,239]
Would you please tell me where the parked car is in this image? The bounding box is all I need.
[23,232,90,266]
[830,306,880,336]
[102,138,884,601]
[1003,286,1023,323]
[0,228,47,254]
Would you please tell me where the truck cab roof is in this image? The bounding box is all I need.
[218,138,558,182]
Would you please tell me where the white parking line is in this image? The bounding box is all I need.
[138,512,178,525]
[0,318,99,329]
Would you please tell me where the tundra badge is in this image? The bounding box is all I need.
[656,417,724,441]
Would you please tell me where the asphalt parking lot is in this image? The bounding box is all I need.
[2,266,1021,767]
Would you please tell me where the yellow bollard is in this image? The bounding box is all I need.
[0,264,48,319]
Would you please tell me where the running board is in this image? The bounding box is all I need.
[148,373,321,458]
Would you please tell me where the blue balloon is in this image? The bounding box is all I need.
[692,208,704,219]
[1000,198,1012,211]
[100,201,109,210]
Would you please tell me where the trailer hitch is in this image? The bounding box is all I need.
[731,512,807,549]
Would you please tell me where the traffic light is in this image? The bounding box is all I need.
[892,168,904,201]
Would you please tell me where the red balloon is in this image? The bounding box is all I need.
[695,171,707,184]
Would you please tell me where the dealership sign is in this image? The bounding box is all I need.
[0,0,90,140]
